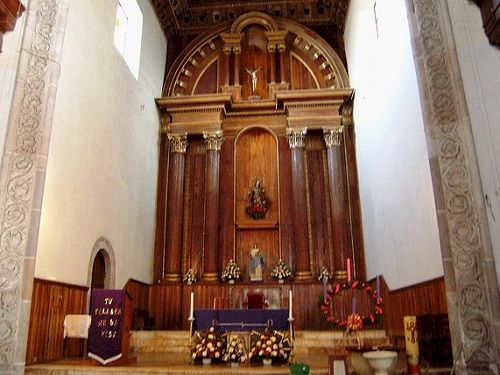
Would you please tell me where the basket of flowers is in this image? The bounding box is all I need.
[222,335,248,366]
[271,259,292,283]
[221,259,241,284]
[190,326,225,364]
[248,329,292,365]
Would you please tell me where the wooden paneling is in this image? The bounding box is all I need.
[290,53,319,90]
[154,134,169,282]
[148,284,183,329]
[194,59,219,95]
[124,279,149,314]
[26,279,88,364]
[219,136,235,267]
[384,277,447,337]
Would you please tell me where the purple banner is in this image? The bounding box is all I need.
[88,289,124,365]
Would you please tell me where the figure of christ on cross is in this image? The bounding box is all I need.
[245,67,261,93]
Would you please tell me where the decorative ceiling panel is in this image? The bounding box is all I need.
[150,0,350,36]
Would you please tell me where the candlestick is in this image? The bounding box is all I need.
[189,292,194,320]
[346,258,351,283]
[376,275,380,299]
[352,297,357,314]
[289,290,293,320]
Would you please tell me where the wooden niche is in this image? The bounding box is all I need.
[235,127,280,284]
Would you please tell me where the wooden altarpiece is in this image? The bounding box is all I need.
[153,12,365,330]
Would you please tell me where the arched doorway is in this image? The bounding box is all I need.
[87,237,116,310]
[91,250,106,290]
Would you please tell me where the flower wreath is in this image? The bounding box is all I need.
[320,280,383,329]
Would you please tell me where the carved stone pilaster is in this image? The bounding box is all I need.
[407,0,500,372]
[0,0,70,373]
[203,130,224,151]
[286,128,307,148]
[167,133,188,153]
[323,127,344,148]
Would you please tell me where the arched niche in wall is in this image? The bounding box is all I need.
[233,126,281,283]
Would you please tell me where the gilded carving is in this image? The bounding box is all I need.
[168,133,188,153]
[203,130,224,151]
[323,127,344,148]
[411,0,498,370]
[286,128,307,148]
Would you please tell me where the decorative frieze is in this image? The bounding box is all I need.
[286,128,307,149]
[323,127,344,148]
[203,130,224,151]
[167,133,188,153]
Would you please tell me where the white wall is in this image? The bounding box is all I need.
[34,0,166,287]
[344,0,443,289]
[447,0,500,286]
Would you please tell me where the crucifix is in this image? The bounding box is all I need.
[245,67,261,93]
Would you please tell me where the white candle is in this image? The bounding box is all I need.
[289,290,293,319]
[189,292,194,319]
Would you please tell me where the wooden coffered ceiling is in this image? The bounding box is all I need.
[150,0,350,36]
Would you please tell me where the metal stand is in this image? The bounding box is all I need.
[288,317,295,363]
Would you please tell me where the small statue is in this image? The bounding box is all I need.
[249,244,264,282]
[246,179,270,220]
[245,67,261,93]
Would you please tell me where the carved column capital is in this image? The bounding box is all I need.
[323,127,344,148]
[167,133,188,153]
[220,32,243,55]
[203,130,224,151]
[265,30,288,52]
[286,128,307,149]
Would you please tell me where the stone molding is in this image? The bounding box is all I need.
[407,0,500,372]
[0,0,70,373]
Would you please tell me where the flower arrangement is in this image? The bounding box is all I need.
[320,280,383,329]
[183,268,197,284]
[221,259,241,283]
[317,266,331,281]
[248,329,291,364]
[271,259,292,281]
[191,326,225,361]
[347,313,363,332]
[222,335,248,364]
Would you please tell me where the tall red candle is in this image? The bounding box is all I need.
[346,258,352,282]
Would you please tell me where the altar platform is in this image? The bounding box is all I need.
[25,330,399,375]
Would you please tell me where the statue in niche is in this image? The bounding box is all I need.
[245,67,261,93]
[249,244,264,282]
[245,179,270,220]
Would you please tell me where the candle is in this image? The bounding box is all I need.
[189,292,194,319]
[323,275,328,303]
[352,297,357,314]
[376,275,380,299]
[346,258,351,283]
[289,290,293,319]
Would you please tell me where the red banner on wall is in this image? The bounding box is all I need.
[88,289,124,365]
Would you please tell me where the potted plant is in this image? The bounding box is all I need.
[190,326,225,365]
[221,259,241,284]
[271,259,292,283]
[222,335,248,367]
[248,329,291,365]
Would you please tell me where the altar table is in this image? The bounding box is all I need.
[194,309,289,331]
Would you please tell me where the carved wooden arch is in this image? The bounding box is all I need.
[230,11,278,33]
[163,11,350,98]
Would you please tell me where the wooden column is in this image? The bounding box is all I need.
[164,133,188,283]
[286,128,312,280]
[234,50,241,86]
[279,46,286,83]
[323,127,352,280]
[202,131,224,282]
[268,47,276,83]
[223,52,230,86]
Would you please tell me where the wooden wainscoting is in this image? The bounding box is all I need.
[124,279,150,329]
[384,277,447,338]
[26,278,88,364]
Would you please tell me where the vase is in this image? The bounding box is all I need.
[263,358,272,366]
[229,279,235,284]
[202,358,211,365]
